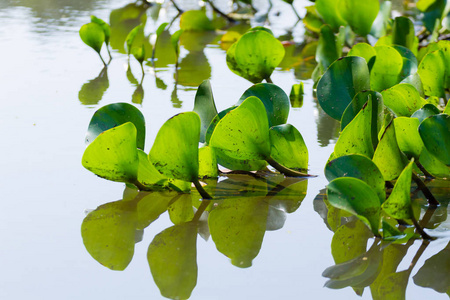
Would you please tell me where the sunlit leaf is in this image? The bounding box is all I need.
[392,17,416,52]
[238,83,290,127]
[393,117,424,159]
[149,112,201,182]
[373,122,409,181]
[193,80,217,143]
[209,197,269,268]
[370,45,404,92]
[315,0,346,30]
[125,24,143,56]
[327,177,381,234]
[418,49,447,97]
[269,124,308,170]
[198,146,218,178]
[148,223,198,300]
[338,0,379,36]
[85,102,146,150]
[382,160,415,220]
[303,5,324,33]
[381,83,427,117]
[347,43,376,64]
[80,22,105,53]
[82,200,137,270]
[334,99,375,159]
[419,114,450,166]
[325,154,385,203]
[82,122,139,183]
[91,15,111,45]
[210,96,271,161]
[317,56,371,120]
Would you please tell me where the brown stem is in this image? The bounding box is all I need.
[205,0,236,23]
[170,0,183,13]
[415,161,434,179]
[265,76,273,83]
[192,200,211,222]
[412,173,439,207]
[266,157,315,177]
[411,215,434,240]
[193,179,213,199]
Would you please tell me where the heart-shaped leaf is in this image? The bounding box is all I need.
[337,0,379,36]
[370,45,404,92]
[393,117,424,159]
[327,177,381,235]
[82,122,139,183]
[419,114,450,166]
[80,22,105,53]
[149,112,201,182]
[316,0,347,30]
[269,124,308,170]
[86,102,146,150]
[238,83,290,127]
[381,83,427,117]
[317,56,370,120]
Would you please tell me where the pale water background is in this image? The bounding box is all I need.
[0,0,448,299]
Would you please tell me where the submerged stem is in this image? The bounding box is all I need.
[193,179,213,199]
[266,157,315,177]
[412,173,439,207]
[412,215,434,240]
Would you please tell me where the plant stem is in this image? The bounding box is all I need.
[415,161,434,179]
[265,76,273,83]
[98,52,107,67]
[290,3,301,20]
[106,45,112,63]
[193,179,213,199]
[266,157,315,177]
[412,173,439,207]
[133,179,149,191]
[411,215,434,240]
[170,0,183,13]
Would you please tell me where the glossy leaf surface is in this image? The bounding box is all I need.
[327,177,381,234]
[317,56,370,120]
[269,124,308,170]
[370,46,404,92]
[86,102,146,150]
[393,117,424,159]
[82,122,139,183]
[381,83,427,117]
[193,80,218,143]
[419,114,450,166]
[149,112,201,182]
[80,22,105,53]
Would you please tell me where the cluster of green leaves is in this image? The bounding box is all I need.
[82,80,311,199]
[314,17,450,241]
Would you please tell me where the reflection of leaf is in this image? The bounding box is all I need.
[82,199,137,270]
[131,84,144,104]
[137,191,175,229]
[413,242,450,293]
[177,52,211,87]
[78,67,109,106]
[148,222,198,300]
[168,194,194,225]
[209,197,269,268]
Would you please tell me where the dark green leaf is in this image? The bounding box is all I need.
[419,114,450,166]
[193,80,218,143]
[392,17,416,52]
[393,117,424,159]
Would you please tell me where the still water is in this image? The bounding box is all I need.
[0,0,448,299]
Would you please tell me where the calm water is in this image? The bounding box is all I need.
[0,0,448,299]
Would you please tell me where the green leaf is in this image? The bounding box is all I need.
[180,10,214,31]
[303,5,324,33]
[393,117,424,159]
[411,103,440,123]
[373,122,409,181]
[325,154,385,204]
[269,124,308,170]
[125,24,143,56]
[340,90,384,150]
[78,67,109,106]
[334,99,375,159]
[381,83,427,117]
[289,83,304,108]
[80,22,105,53]
[136,191,174,229]
[317,56,371,120]
[347,43,376,64]
[315,0,347,30]
[209,197,269,268]
[198,146,218,178]
[226,29,285,83]
[370,1,392,38]
[210,96,271,161]
[419,147,450,178]
[419,114,450,166]
[148,223,198,300]
[137,150,168,188]
[382,159,415,220]
[418,49,447,97]
[131,44,145,64]
[82,122,139,183]
[91,16,111,45]
[413,243,450,293]
[337,0,380,36]
[171,29,183,57]
[327,177,381,235]
[370,45,404,91]
[149,112,200,182]
[193,80,218,143]
[156,22,168,37]
[81,200,137,270]
[377,270,411,299]
[86,102,146,150]
[237,83,290,127]
[316,24,340,71]
[392,17,416,52]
